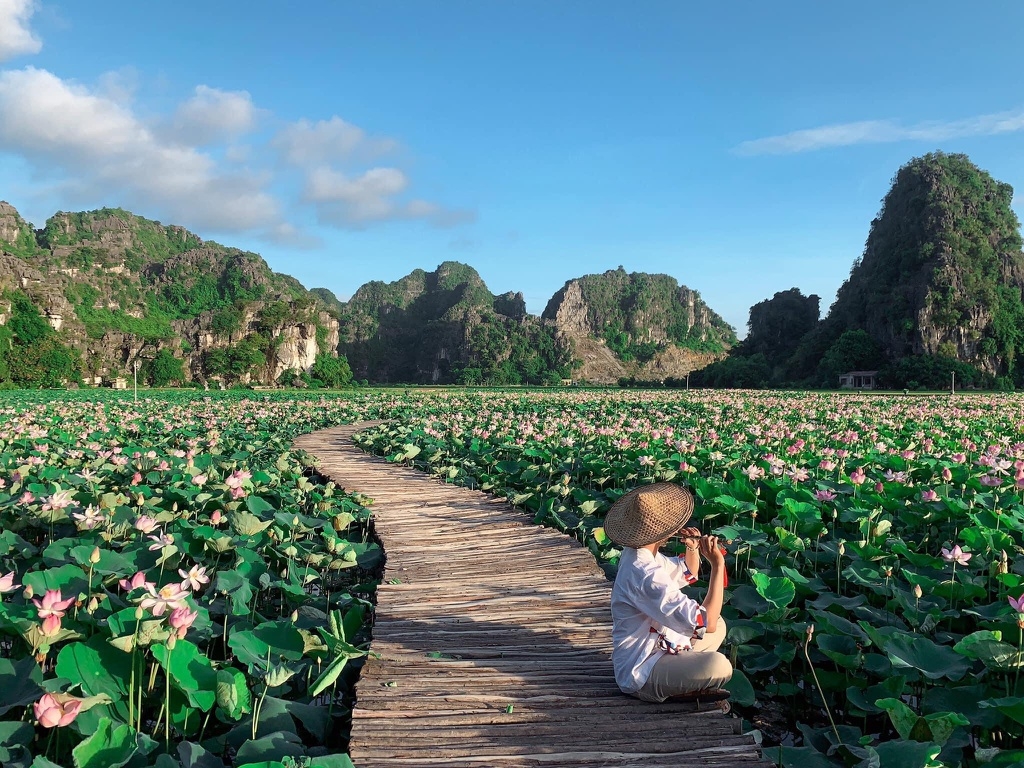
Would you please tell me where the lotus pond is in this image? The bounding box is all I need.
[5,388,1024,768]
[356,390,1024,768]
[0,390,418,768]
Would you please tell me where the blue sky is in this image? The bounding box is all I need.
[2,1,1024,335]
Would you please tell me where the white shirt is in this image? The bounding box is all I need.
[610,547,707,693]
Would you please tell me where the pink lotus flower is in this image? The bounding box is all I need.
[148,532,175,551]
[33,589,74,620]
[192,473,208,486]
[139,582,190,616]
[1008,594,1024,613]
[210,509,224,525]
[980,474,1003,487]
[848,467,867,486]
[921,489,940,502]
[941,545,972,566]
[41,490,74,512]
[134,516,159,534]
[131,472,143,485]
[18,491,35,504]
[168,607,198,639]
[0,572,19,594]
[178,564,209,592]
[34,693,82,728]
[951,453,967,463]
[41,614,63,636]
[941,467,952,482]
[225,469,252,489]
[119,571,154,592]
[814,489,836,502]
[743,464,764,481]
[788,467,810,483]
[72,505,104,530]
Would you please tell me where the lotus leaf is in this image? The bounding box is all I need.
[70,716,137,768]
[884,634,970,680]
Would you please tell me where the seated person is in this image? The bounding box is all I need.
[604,482,732,704]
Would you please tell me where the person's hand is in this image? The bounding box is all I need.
[678,526,701,550]
[698,535,725,566]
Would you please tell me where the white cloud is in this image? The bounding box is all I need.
[0,3,468,240]
[735,108,1024,155]
[170,85,260,145]
[274,116,398,167]
[0,0,41,62]
[303,166,474,228]
[0,67,280,231]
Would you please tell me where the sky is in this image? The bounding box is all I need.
[2,1,1024,336]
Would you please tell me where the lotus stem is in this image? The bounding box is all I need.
[1016,623,1023,695]
[803,625,842,747]
[164,642,172,752]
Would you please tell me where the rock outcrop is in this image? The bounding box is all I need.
[338,262,572,384]
[0,204,340,386]
[827,152,1024,375]
[542,268,736,383]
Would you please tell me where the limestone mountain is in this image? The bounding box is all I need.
[338,262,573,384]
[542,267,736,383]
[0,204,340,387]
[825,152,1024,376]
[698,152,1024,390]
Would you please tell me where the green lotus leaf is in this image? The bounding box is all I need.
[750,572,795,608]
[55,636,131,699]
[884,634,970,680]
[0,658,44,717]
[152,639,217,712]
[215,668,251,720]
[71,716,137,768]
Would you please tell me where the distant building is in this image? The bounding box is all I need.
[839,370,878,390]
[110,377,128,390]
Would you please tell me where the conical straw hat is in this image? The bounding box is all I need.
[603,482,694,548]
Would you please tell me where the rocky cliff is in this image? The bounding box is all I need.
[0,204,340,386]
[542,268,736,383]
[827,153,1024,375]
[338,262,573,384]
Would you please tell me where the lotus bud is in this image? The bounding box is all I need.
[136,493,144,506]
[135,606,145,620]
[1001,550,1010,575]
[23,584,33,600]
[832,510,838,520]
[166,634,177,650]
[172,502,178,512]
[806,624,814,641]
[89,547,101,564]
[290,610,299,623]
[292,515,299,527]
[838,542,846,556]
[913,584,923,600]
[281,568,288,578]
[86,596,99,614]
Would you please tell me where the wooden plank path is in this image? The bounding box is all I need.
[294,424,765,767]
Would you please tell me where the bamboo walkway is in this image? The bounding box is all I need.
[294,424,765,767]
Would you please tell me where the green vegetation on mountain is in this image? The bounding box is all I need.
[0,204,344,388]
[339,261,574,385]
[695,153,1024,390]
[828,152,1024,373]
[544,267,736,356]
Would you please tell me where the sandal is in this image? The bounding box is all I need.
[666,688,732,704]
